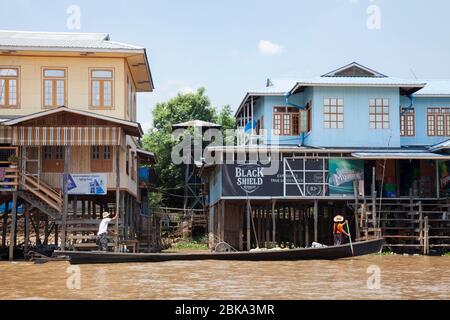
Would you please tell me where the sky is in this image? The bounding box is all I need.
[1,0,450,131]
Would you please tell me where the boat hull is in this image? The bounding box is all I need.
[54,238,384,264]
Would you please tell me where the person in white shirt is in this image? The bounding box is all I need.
[96,211,118,251]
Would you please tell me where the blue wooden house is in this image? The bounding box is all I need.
[203,62,450,254]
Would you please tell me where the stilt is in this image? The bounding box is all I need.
[221,200,225,242]
[2,209,8,247]
[115,145,120,251]
[61,146,71,250]
[313,200,318,243]
[305,209,309,247]
[8,191,18,261]
[271,200,276,242]
[246,199,251,251]
[24,205,30,254]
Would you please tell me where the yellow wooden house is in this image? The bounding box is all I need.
[0,30,157,259]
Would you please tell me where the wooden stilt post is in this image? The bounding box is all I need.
[305,208,309,247]
[313,200,318,243]
[271,200,276,242]
[221,200,225,242]
[239,203,244,250]
[61,146,70,250]
[371,167,377,228]
[115,145,121,252]
[2,208,8,247]
[246,198,251,251]
[353,180,361,239]
[9,191,18,261]
[24,204,30,254]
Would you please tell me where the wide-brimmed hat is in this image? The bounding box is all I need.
[334,215,344,223]
[102,211,110,219]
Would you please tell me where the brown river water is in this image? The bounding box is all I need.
[0,255,449,300]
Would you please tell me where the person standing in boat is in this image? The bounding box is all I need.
[97,211,118,251]
[333,215,349,246]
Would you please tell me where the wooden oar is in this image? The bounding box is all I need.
[345,221,354,256]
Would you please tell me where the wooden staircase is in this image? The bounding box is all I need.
[18,173,62,220]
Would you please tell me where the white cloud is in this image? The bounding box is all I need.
[258,40,284,55]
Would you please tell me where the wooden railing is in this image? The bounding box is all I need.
[0,167,19,190]
[21,172,63,212]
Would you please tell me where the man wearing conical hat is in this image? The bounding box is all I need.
[333,214,349,246]
[96,211,118,251]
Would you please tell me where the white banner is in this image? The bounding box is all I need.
[65,174,108,195]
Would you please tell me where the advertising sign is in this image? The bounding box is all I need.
[222,159,328,197]
[65,174,108,195]
[328,159,364,196]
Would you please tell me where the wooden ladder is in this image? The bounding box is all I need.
[20,172,63,213]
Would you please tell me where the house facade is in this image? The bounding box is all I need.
[0,31,157,259]
[204,62,450,254]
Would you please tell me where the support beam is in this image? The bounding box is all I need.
[246,199,251,251]
[8,191,18,261]
[61,146,71,250]
[221,200,225,242]
[24,205,30,254]
[271,200,276,242]
[115,145,120,251]
[313,200,318,243]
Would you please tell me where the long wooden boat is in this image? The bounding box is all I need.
[54,238,384,264]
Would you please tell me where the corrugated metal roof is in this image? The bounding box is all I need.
[429,139,450,151]
[414,80,450,96]
[352,152,450,159]
[172,120,221,128]
[0,30,143,51]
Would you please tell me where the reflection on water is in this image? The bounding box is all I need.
[0,256,449,300]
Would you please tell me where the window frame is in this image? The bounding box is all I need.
[400,108,415,137]
[89,68,115,110]
[427,107,450,136]
[369,98,390,129]
[42,67,67,109]
[273,106,306,136]
[0,66,20,108]
[323,98,344,129]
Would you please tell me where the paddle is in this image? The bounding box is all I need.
[345,221,355,256]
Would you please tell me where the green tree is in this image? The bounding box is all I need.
[142,88,235,208]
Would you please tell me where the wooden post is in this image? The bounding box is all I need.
[2,209,8,247]
[313,200,318,243]
[239,204,244,251]
[61,146,70,250]
[418,201,423,248]
[424,216,429,255]
[217,201,222,242]
[24,205,30,254]
[115,145,120,251]
[353,180,361,239]
[8,191,18,261]
[246,199,251,251]
[371,167,377,228]
[271,200,276,242]
[221,200,225,242]
[305,209,309,247]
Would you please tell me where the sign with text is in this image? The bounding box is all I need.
[328,159,364,196]
[65,173,108,195]
[222,159,329,197]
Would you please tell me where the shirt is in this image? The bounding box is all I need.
[98,218,112,235]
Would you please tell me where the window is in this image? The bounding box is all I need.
[400,108,415,136]
[427,107,450,136]
[369,98,390,129]
[91,146,113,172]
[0,67,19,108]
[43,68,66,108]
[42,146,65,173]
[90,69,113,109]
[273,106,307,135]
[324,98,344,129]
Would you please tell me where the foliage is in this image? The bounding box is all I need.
[169,240,209,251]
[141,87,235,207]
